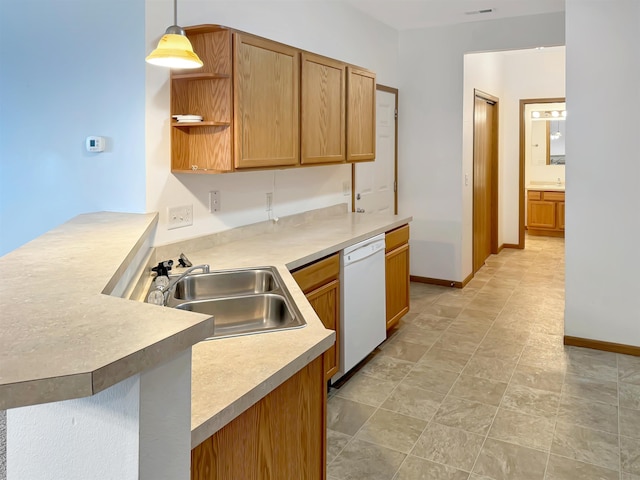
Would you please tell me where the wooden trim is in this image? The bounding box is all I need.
[545,121,551,165]
[527,228,565,238]
[473,89,499,273]
[519,97,566,249]
[502,243,521,249]
[564,336,640,357]
[411,275,462,289]
[461,272,474,287]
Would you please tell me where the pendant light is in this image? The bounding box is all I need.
[146,0,203,69]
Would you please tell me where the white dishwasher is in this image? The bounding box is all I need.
[333,233,386,383]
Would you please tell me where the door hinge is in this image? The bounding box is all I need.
[394,108,398,119]
[394,181,397,192]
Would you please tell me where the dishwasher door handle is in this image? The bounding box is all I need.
[344,241,385,266]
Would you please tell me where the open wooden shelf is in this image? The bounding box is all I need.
[171,121,231,128]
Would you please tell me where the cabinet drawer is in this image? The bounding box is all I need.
[528,190,542,200]
[385,224,410,252]
[291,253,340,293]
[543,191,565,202]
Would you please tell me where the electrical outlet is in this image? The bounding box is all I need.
[342,181,351,196]
[209,190,220,212]
[266,192,273,212]
[167,205,193,229]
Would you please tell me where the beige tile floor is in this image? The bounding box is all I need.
[326,235,640,480]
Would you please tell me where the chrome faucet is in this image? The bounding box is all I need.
[147,264,210,305]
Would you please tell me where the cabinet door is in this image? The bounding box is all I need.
[301,53,346,165]
[234,33,300,169]
[347,67,376,162]
[528,200,557,229]
[385,243,410,331]
[557,201,565,230]
[307,280,340,380]
[191,355,326,480]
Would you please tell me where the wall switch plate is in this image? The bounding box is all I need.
[342,181,351,196]
[209,191,220,212]
[266,192,273,212]
[167,205,193,229]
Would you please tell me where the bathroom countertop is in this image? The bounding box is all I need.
[526,183,565,192]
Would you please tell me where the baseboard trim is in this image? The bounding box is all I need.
[527,229,565,238]
[461,272,474,287]
[502,243,521,249]
[564,336,640,357]
[411,275,462,289]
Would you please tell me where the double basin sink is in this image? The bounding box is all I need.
[148,267,305,340]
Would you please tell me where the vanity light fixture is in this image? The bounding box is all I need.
[146,0,203,69]
[531,110,568,120]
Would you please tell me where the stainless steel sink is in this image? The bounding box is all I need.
[172,268,279,300]
[147,266,305,340]
[174,293,305,339]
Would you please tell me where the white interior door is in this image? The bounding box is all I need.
[354,88,397,214]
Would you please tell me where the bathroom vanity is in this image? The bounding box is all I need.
[526,186,565,237]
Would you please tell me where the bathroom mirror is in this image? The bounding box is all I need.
[527,102,566,166]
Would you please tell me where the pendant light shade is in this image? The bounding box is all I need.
[146,1,203,69]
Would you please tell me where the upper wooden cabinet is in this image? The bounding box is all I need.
[234,33,300,169]
[170,27,233,173]
[347,67,376,162]
[170,25,376,174]
[300,53,346,165]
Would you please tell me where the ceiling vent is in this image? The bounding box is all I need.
[465,8,494,15]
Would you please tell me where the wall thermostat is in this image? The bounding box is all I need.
[86,136,106,153]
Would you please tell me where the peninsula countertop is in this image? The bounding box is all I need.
[0,212,215,410]
[154,210,412,448]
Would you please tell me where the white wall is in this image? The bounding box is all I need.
[398,12,565,282]
[502,49,565,244]
[146,0,399,246]
[462,49,565,268]
[462,52,505,278]
[0,0,146,256]
[565,0,640,346]
[7,350,192,480]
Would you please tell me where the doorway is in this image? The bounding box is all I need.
[473,89,499,274]
[352,85,398,214]
[519,97,566,247]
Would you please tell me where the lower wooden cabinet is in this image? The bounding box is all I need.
[527,190,565,237]
[191,355,326,480]
[385,225,410,331]
[292,254,340,381]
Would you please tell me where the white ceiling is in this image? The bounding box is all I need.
[344,0,565,31]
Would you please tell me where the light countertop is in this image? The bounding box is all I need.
[0,212,215,410]
[526,183,565,192]
[174,211,412,448]
[0,208,411,451]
